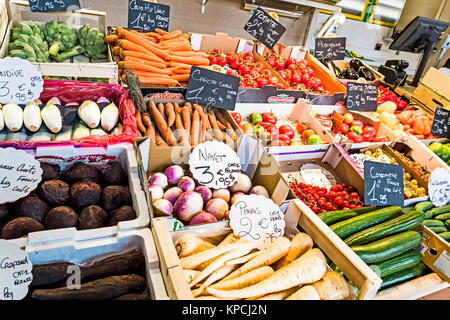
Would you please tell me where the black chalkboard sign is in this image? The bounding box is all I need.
[244,7,286,50]
[314,37,346,60]
[28,0,80,12]
[431,107,450,138]
[346,82,378,111]
[186,66,240,111]
[364,161,404,207]
[128,0,170,32]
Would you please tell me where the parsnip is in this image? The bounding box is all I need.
[196,233,241,271]
[311,271,351,300]
[285,285,320,300]
[210,266,274,290]
[193,264,239,297]
[174,235,215,258]
[225,251,260,266]
[274,233,313,270]
[184,270,200,284]
[255,287,299,300]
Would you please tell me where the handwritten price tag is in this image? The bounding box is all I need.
[28,0,81,12]
[188,141,241,189]
[431,107,450,139]
[0,57,43,105]
[128,0,170,32]
[229,195,285,242]
[346,82,378,112]
[364,161,404,207]
[428,168,450,207]
[244,7,286,50]
[0,240,33,300]
[0,148,43,204]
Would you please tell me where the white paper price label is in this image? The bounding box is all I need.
[428,168,450,207]
[229,195,285,242]
[189,141,241,189]
[0,57,43,104]
[0,148,43,204]
[0,240,33,300]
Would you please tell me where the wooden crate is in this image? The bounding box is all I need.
[0,0,8,48]
[0,0,118,83]
[151,198,382,300]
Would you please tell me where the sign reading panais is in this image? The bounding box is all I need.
[0,148,43,204]
[28,0,81,12]
[229,195,285,242]
[0,57,43,105]
[128,0,170,32]
[188,141,241,189]
[0,240,33,300]
[428,168,450,207]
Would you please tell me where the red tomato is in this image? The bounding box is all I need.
[278,70,290,81]
[276,83,285,89]
[279,125,295,140]
[253,62,264,73]
[256,77,269,88]
[231,112,242,125]
[248,69,259,79]
[208,55,218,65]
[300,59,309,67]
[261,68,272,78]
[217,56,227,67]
[238,64,251,75]
[277,134,292,145]
[286,57,297,66]
[353,134,364,143]
[229,56,240,69]
[350,120,365,128]
[339,123,350,134]
[347,131,359,142]
[297,62,307,69]
[275,60,286,71]
[296,123,308,133]
[362,125,377,136]
[266,57,276,68]
[291,72,302,84]
[271,140,288,147]
[212,48,222,55]
[362,133,375,142]
[262,113,277,125]
[244,79,258,88]
[226,69,238,77]
[287,63,297,71]
[268,76,279,85]
[301,73,310,84]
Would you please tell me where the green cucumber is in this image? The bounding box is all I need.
[380,263,426,289]
[445,220,450,229]
[330,206,404,239]
[415,201,433,213]
[424,210,434,219]
[318,206,377,225]
[422,219,445,228]
[427,205,450,217]
[402,206,416,213]
[438,232,450,241]
[350,231,422,264]
[434,213,450,221]
[369,249,422,278]
[344,211,424,246]
[429,226,447,234]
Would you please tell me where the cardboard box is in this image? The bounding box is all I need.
[1,0,118,83]
[413,67,450,112]
[22,228,169,300]
[8,143,150,248]
[151,198,382,300]
[232,100,336,161]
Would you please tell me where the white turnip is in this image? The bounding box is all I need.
[174,191,203,222]
[153,199,173,216]
[164,187,183,204]
[195,186,212,203]
[206,198,229,220]
[149,172,168,189]
[229,173,252,193]
[164,165,184,184]
[178,176,195,192]
[189,212,217,225]
[250,186,269,198]
[231,192,245,205]
[149,184,164,201]
[212,189,230,203]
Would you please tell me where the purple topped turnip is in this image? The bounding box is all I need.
[194,186,212,203]
[250,186,269,198]
[153,199,173,216]
[177,176,195,192]
[231,192,246,205]
[189,212,217,226]
[149,184,164,201]
[206,198,229,220]
[164,165,184,185]
[174,191,203,222]
[229,173,252,193]
[212,189,230,203]
[149,172,168,189]
[164,187,183,204]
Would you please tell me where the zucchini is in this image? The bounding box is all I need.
[369,249,422,278]
[330,206,403,239]
[380,263,426,289]
[438,232,450,241]
[318,206,377,225]
[350,231,422,264]
[422,219,445,228]
[402,206,416,213]
[424,210,434,219]
[344,211,424,246]
[427,205,450,217]
[429,226,447,234]
[434,213,450,221]
[415,201,433,213]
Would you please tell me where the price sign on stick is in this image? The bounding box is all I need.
[0,240,33,300]
[431,107,450,138]
[0,57,43,105]
[364,161,404,207]
[128,0,170,32]
[244,7,286,50]
[28,0,81,12]
[229,195,285,243]
[314,37,346,60]
[428,168,450,207]
[186,66,240,111]
[346,82,378,112]
[0,148,43,204]
[189,141,241,189]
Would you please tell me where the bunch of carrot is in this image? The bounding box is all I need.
[135,100,238,147]
[106,27,210,87]
[174,232,354,300]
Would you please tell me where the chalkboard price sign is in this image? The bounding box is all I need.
[28,0,80,12]
[431,107,450,138]
[128,0,170,32]
[186,66,240,111]
[364,161,404,207]
[244,7,286,50]
[314,37,346,60]
[346,82,378,111]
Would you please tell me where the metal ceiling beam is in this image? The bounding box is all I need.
[274,0,341,12]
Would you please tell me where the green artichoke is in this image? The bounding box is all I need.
[78,24,107,60]
[43,21,78,58]
[8,21,49,63]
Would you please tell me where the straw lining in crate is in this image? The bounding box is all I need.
[0,0,118,83]
[7,143,150,248]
